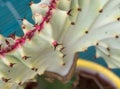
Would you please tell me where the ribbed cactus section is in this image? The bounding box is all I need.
[62,0,120,68]
[0,0,78,85]
[1,0,120,87]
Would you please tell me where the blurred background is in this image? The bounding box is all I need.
[0,0,120,80]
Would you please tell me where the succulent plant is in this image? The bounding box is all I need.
[1,0,120,88]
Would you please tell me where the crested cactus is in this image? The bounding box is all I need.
[1,0,120,88]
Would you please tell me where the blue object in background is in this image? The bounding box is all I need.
[0,0,40,37]
[79,46,120,77]
[0,0,120,77]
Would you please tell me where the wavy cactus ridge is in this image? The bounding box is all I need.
[0,0,54,83]
[0,0,78,85]
[0,0,57,55]
[1,0,120,88]
[62,0,120,68]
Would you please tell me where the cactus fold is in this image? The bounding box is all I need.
[1,0,120,88]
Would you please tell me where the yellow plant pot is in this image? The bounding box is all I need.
[77,59,120,89]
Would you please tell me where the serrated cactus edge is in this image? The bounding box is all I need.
[1,0,120,88]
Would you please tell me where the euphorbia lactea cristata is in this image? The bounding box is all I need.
[0,0,120,88]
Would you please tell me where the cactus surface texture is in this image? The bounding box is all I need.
[0,0,120,88]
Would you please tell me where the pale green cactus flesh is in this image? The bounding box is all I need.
[0,79,23,89]
[0,0,120,87]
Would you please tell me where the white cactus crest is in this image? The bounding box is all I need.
[0,0,120,88]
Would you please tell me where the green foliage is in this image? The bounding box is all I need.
[37,75,74,89]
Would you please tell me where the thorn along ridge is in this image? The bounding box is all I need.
[96,42,99,46]
[18,82,22,85]
[31,67,38,72]
[85,30,88,34]
[77,8,82,11]
[117,17,120,21]
[99,9,103,13]
[9,63,16,67]
[67,9,72,16]
[22,56,31,60]
[107,47,110,51]
[62,54,66,58]
[62,62,66,66]
[2,77,11,83]
[0,44,2,50]
[5,40,10,45]
[71,22,75,25]
[8,33,16,40]
[115,35,119,38]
